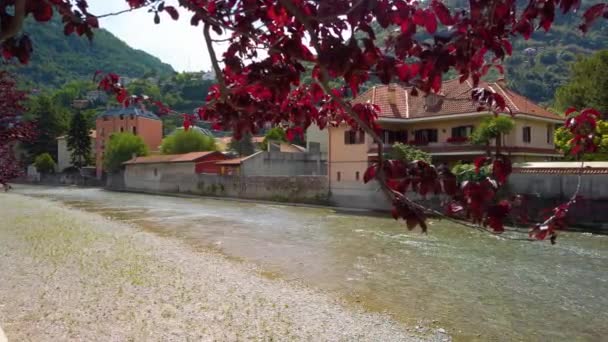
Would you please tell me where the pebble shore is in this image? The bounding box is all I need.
[0,193,448,341]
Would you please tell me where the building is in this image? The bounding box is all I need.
[328,79,563,183]
[123,151,229,191]
[216,149,327,177]
[95,107,163,178]
[56,130,96,172]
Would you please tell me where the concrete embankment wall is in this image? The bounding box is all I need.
[330,174,608,228]
[120,172,329,204]
[508,173,608,228]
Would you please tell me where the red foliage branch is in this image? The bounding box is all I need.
[0,71,35,187]
[1,0,606,241]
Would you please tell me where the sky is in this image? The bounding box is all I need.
[89,0,224,72]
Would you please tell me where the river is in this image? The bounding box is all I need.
[13,185,607,341]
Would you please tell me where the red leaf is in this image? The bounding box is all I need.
[33,3,53,22]
[582,4,607,28]
[501,39,512,56]
[565,107,577,117]
[363,164,377,183]
[86,16,99,29]
[391,207,399,220]
[164,6,179,20]
[207,1,217,14]
[474,156,488,174]
[424,11,438,34]
[431,0,455,26]
[116,88,128,104]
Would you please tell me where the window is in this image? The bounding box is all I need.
[344,130,365,144]
[130,114,135,120]
[382,130,408,144]
[523,126,531,143]
[451,125,474,138]
[546,124,553,144]
[414,129,438,143]
[355,171,360,181]
[119,114,124,120]
[132,126,137,135]
[154,168,158,177]
[337,172,341,182]
[120,127,124,132]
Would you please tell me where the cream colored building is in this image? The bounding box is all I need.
[328,79,563,183]
[56,130,96,172]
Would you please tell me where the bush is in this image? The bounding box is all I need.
[390,143,431,163]
[34,153,56,174]
[469,116,515,146]
[104,133,148,172]
[260,127,287,151]
[451,162,492,183]
[161,129,217,154]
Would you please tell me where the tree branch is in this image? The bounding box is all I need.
[0,0,26,43]
[203,22,228,100]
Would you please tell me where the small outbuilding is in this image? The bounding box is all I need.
[124,151,228,178]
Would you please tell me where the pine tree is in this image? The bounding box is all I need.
[67,110,92,169]
[23,94,69,161]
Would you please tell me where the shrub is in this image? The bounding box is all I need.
[161,129,217,154]
[34,153,56,174]
[470,116,515,146]
[260,127,287,151]
[451,162,492,183]
[104,133,148,172]
[390,143,431,163]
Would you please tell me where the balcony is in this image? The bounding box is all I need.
[368,142,560,156]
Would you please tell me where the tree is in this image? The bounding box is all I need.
[104,133,148,173]
[390,143,431,164]
[228,132,256,156]
[554,50,608,116]
[470,116,515,155]
[67,110,92,169]
[260,127,287,151]
[22,94,69,161]
[161,129,217,154]
[555,119,608,160]
[2,0,607,242]
[34,153,56,174]
[0,71,33,187]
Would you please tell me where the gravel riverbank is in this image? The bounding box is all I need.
[0,193,444,341]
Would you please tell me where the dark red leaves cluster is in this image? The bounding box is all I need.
[0,72,34,186]
[564,108,601,156]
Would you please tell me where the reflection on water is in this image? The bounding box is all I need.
[15,185,608,341]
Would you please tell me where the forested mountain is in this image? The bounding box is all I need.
[7,17,174,89]
[367,0,607,106]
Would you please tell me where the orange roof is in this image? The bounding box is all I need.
[353,79,563,121]
[215,156,249,166]
[124,151,221,165]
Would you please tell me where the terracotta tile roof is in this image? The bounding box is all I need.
[215,157,248,166]
[353,79,563,121]
[513,167,608,175]
[124,151,220,165]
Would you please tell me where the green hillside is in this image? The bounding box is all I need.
[8,17,175,89]
[368,1,607,106]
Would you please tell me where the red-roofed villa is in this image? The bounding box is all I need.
[326,79,563,183]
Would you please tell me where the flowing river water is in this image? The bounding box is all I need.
[13,185,607,341]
